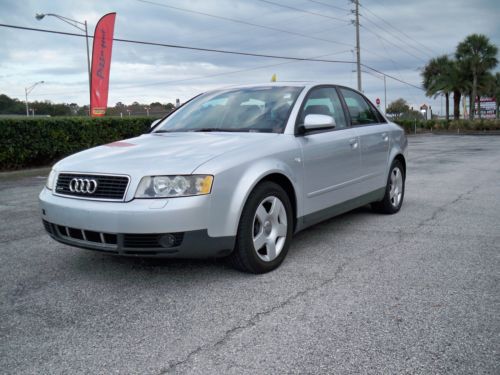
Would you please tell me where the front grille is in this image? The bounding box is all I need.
[43,220,54,235]
[55,173,129,200]
[51,223,118,245]
[42,220,183,252]
[123,233,184,248]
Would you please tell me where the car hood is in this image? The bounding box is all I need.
[54,132,276,176]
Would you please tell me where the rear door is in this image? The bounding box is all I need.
[339,88,390,192]
[296,86,363,220]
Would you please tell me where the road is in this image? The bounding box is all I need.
[1,135,499,374]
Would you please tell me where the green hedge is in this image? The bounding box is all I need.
[0,117,157,170]
[394,118,500,133]
[1,117,500,171]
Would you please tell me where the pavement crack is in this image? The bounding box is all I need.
[416,184,480,228]
[157,240,401,375]
[157,264,348,374]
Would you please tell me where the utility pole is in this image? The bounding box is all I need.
[383,74,387,113]
[354,0,362,92]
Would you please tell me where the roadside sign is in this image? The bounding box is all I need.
[376,98,381,105]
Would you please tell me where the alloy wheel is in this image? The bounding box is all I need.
[252,196,287,262]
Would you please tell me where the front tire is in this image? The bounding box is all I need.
[228,182,293,273]
[372,160,405,214]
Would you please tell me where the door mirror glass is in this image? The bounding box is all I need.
[303,114,336,130]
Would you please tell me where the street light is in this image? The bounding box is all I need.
[36,13,91,109]
[25,81,44,117]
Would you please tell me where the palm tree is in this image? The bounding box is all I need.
[422,55,456,120]
[456,34,498,119]
[447,60,470,120]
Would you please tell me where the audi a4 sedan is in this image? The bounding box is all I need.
[40,83,407,273]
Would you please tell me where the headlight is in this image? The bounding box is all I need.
[46,169,57,190]
[135,175,213,198]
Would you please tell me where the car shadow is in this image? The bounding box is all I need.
[61,204,377,278]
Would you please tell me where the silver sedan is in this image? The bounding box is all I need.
[40,82,407,273]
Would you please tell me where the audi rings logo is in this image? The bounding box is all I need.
[69,178,98,194]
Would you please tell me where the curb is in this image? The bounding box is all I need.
[0,166,51,180]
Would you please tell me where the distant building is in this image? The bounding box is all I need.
[421,104,433,120]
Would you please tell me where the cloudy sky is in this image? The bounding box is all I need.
[0,0,498,114]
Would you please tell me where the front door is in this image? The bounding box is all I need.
[296,86,363,221]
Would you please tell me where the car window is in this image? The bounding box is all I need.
[340,88,379,125]
[155,86,303,133]
[299,87,347,129]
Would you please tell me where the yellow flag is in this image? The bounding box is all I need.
[271,74,277,82]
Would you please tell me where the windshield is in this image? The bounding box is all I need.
[154,86,303,133]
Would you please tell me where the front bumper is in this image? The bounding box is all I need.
[39,188,235,258]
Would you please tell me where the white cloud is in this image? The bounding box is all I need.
[0,0,498,113]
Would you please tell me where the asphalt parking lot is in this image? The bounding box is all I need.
[1,134,499,374]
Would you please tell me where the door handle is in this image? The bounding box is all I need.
[349,138,358,150]
[381,132,389,142]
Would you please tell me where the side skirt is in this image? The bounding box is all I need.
[295,188,385,233]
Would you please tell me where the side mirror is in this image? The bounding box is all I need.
[150,119,161,128]
[303,114,336,130]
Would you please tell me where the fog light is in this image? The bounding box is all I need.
[159,234,176,248]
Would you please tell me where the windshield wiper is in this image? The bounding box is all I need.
[155,128,253,133]
[190,128,245,132]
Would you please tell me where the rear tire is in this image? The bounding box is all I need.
[372,159,405,214]
[228,181,293,274]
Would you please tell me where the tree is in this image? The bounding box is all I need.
[456,34,498,119]
[422,55,455,120]
[0,94,25,114]
[449,61,471,120]
[386,98,410,119]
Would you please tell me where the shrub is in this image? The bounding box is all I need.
[1,117,499,171]
[393,118,499,133]
[0,117,157,170]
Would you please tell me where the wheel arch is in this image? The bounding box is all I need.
[255,173,298,232]
[393,153,406,179]
[206,156,302,239]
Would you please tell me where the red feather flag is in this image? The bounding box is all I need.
[90,13,116,117]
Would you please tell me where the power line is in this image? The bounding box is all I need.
[362,45,418,72]
[136,0,352,47]
[0,23,354,63]
[360,12,433,60]
[305,0,350,12]
[360,24,427,63]
[363,37,422,102]
[359,2,437,56]
[303,0,428,87]
[256,0,349,22]
[0,22,423,91]
[361,64,422,90]
[119,50,353,90]
[22,49,353,98]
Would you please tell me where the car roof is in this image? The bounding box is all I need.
[217,81,320,89]
[207,82,361,94]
